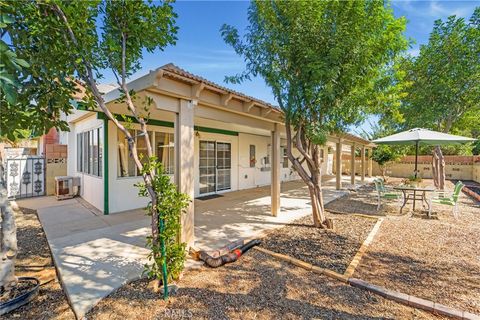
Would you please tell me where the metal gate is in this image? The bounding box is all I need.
[5,156,46,199]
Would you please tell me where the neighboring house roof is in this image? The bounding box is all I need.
[98,83,118,94]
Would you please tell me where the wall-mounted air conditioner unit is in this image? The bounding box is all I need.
[54,176,80,200]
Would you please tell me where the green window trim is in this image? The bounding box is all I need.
[96,112,238,136]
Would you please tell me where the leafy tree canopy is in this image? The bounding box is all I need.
[398,8,479,136]
[221,0,408,138]
[1,0,177,140]
[221,0,407,228]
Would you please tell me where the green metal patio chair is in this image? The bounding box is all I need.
[428,181,464,219]
[374,178,402,211]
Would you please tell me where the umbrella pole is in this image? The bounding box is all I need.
[414,141,419,178]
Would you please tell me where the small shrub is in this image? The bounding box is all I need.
[136,157,190,282]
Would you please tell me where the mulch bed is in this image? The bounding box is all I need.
[3,207,75,320]
[344,179,480,315]
[86,250,441,320]
[260,214,377,274]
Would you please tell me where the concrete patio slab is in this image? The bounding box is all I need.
[14,176,370,318]
[194,180,349,250]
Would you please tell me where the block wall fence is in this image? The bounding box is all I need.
[343,155,480,183]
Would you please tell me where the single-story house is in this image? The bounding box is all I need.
[59,63,374,247]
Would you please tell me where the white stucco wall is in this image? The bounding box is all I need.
[66,113,105,212]
[107,120,176,213]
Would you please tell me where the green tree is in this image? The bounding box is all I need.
[401,8,479,133]
[221,0,407,228]
[360,122,405,181]
[6,0,183,298]
[0,1,77,143]
[400,8,479,188]
[0,9,29,293]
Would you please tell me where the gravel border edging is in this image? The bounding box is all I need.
[348,278,480,320]
[254,215,383,283]
[253,246,348,283]
[463,186,480,202]
[343,218,383,278]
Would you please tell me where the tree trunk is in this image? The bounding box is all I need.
[432,151,439,188]
[435,146,445,190]
[0,187,17,294]
[380,165,387,182]
[284,120,328,228]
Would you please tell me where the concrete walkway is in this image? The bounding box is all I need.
[15,176,370,318]
[15,197,150,319]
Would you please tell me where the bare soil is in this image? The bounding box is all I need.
[261,214,376,274]
[3,207,75,320]
[86,250,441,320]
[326,179,480,315]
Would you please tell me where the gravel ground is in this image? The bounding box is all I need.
[325,186,385,216]
[86,250,442,320]
[334,179,480,315]
[261,214,376,274]
[3,207,75,320]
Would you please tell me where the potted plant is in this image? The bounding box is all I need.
[404,174,422,187]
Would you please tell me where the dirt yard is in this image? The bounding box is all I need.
[326,179,480,315]
[3,207,75,320]
[86,250,442,320]
[261,214,376,274]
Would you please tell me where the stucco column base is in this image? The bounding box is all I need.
[271,124,281,216]
[335,141,342,190]
[350,144,356,185]
[176,99,195,248]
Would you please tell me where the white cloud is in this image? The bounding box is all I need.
[393,0,476,19]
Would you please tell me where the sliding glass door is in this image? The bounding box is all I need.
[216,142,231,191]
[199,141,231,195]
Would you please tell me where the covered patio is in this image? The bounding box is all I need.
[194,176,372,250]
[97,64,376,248]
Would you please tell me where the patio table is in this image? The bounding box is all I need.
[393,185,435,214]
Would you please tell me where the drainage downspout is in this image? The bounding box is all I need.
[199,239,261,268]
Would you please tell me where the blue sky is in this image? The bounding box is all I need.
[103,0,479,133]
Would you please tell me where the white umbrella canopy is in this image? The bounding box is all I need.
[372,128,476,178]
[372,128,476,146]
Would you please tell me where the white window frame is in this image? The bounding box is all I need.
[76,126,102,177]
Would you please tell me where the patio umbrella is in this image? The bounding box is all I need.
[372,128,476,178]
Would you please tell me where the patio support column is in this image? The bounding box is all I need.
[271,123,281,217]
[175,99,195,248]
[335,140,342,190]
[368,149,373,177]
[350,144,356,185]
[361,146,366,182]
